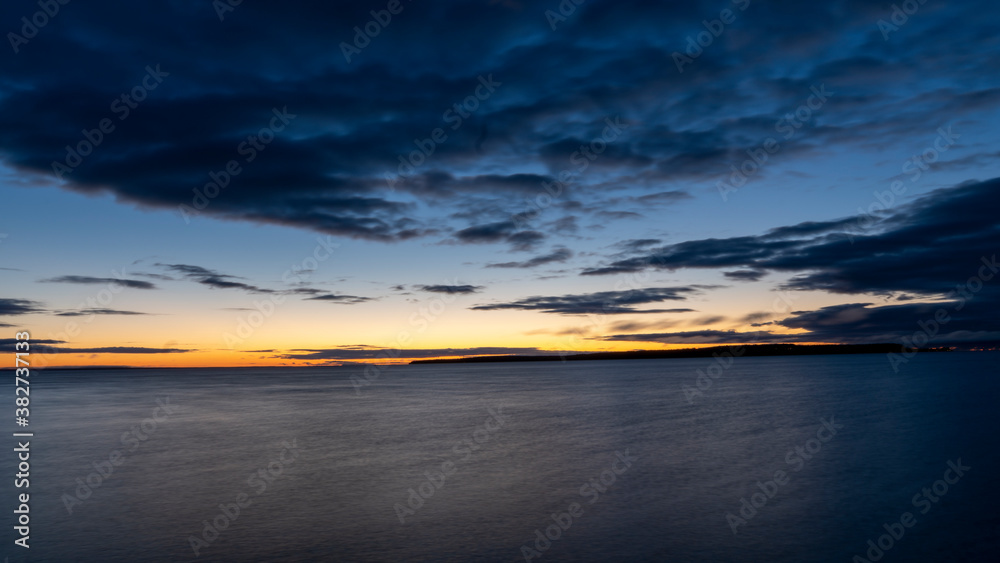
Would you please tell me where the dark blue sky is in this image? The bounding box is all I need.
[1,0,998,365]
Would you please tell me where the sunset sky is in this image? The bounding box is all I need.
[1,0,998,368]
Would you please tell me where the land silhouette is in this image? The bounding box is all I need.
[410,343,951,364]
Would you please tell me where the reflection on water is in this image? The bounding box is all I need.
[3,353,998,562]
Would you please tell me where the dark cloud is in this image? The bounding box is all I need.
[487,247,572,269]
[741,312,774,324]
[417,285,483,294]
[582,179,999,298]
[158,264,217,278]
[148,263,374,304]
[595,210,643,221]
[34,346,192,354]
[454,220,514,241]
[599,330,794,345]
[133,272,176,281]
[39,275,156,290]
[539,136,653,171]
[54,309,150,317]
[9,337,188,354]
[0,298,45,316]
[602,297,1000,347]
[157,263,275,294]
[452,221,545,251]
[550,216,579,235]
[0,338,66,346]
[305,294,373,304]
[690,315,727,326]
[471,287,710,315]
[156,263,344,298]
[578,264,648,276]
[506,230,546,252]
[775,301,1000,346]
[606,319,685,332]
[286,287,325,296]
[773,181,1000,296]
[635,191,692,205]
[762,218,861,240]
[578,179,1000,346]
[198,278,275,293]
[3,0,992,246]
[616,238,662,252]
[402,172,556,198]
[276,346,564,361]
[580,235,802,275]
[724,270,766,282]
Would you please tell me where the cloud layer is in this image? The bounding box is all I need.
[472,287,706,315]
[2,0,996,249]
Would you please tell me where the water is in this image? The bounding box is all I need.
[4,353,998,562]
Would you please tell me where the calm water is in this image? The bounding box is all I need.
[3,353,998,562]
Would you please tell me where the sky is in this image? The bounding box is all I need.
[0,0,998,368]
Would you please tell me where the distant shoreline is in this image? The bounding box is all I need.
[0,344,958,371]
[409,343,952,364]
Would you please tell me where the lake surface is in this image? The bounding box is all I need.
[4,353,998,562]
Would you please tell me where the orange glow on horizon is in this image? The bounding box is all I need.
[23,340,845,369]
